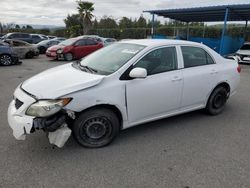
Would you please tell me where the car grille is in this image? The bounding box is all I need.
[15,98,23,109]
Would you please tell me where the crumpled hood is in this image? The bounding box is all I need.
[21,63,105,99]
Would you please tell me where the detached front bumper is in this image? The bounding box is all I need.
[7,86,36,140]
[7,86,72,147]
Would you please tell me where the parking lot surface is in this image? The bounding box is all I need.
[0,56,250,188]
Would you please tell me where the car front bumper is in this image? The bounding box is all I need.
[7,86,36,140]
[7,86,72,147]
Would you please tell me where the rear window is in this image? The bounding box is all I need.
[240,44,250,50]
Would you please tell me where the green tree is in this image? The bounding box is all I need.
[76,0,94,35]
[98,16,117,29]
[119,17,133,28]
[26,25,33,29]
[64,14,82,36]
[136,15,147,28]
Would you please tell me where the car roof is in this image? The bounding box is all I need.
[120,39,203,47]
[5,39,30,44]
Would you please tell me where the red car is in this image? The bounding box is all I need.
[46,37,103,61]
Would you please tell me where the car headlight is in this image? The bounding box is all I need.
[57,49,63,54]
[26,98,71,117]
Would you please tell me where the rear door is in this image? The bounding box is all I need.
[180,46,219,110]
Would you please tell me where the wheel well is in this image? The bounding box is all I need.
[215,82,230,94]
[77,104,123,129]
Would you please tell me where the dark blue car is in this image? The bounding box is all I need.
[0,41,22,66]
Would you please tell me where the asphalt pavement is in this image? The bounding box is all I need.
[0,56,249,188]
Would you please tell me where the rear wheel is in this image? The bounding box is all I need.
[73,108,120,148]
[64,53,73,61]
[206,86,228,115]
[0,54,12,66]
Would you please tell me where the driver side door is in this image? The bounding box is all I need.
[125,46,183,125]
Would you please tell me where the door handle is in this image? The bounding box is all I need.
[171,76,182,82]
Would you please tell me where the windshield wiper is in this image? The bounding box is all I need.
[80,65,98,74]
[73,60,98,74]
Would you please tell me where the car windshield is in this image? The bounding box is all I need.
[79,43,145,75]
[240,44,250,50]
[59,38,77,46]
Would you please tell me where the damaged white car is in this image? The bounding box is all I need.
[8,39,240,148]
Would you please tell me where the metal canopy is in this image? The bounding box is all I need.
[144,4,250,22]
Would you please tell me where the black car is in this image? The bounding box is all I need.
[0,41,22,66]
[2,33,33,43]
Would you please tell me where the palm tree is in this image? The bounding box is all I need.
[76,1,94,35]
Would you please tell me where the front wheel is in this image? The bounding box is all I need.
[206,86,228,115]
[73,108,120,148]
[0,54,12,66]
[64,53,73,61]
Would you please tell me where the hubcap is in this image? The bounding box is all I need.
[0,55,12,65]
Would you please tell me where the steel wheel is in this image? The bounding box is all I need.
[206,86,228,115]
[80,117,112,142]
[73,108,120,148]
[0,54,12,66]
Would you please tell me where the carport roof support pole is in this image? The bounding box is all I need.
[186,22,189,40]
[151,13,155,38]
[219,7,229,55]
[244,20,248,40]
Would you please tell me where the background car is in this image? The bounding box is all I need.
[4,39,39,59]
[53,37,66,42]
[30,34,47,44]
[46,37,103,61]
[236,42,250,63]
[36,39,61,54]
[0,40,21,66]
[2,33,33,43]
[103,38,117,46]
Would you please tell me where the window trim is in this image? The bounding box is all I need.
[180,45,216,69]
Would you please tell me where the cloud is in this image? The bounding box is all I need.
[0,0,250,26]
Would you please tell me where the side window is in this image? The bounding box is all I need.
[181,46,215,68]
[85,39,98,45]
[134,47,177,76]
[32,35,40,39]
[51,41,58,45]
[75,39,86,46]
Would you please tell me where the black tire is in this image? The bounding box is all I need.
[26,51,34,59]
[39,46,46,54]
[206,86,228,115]
[73,108,120,148]
[64,53,73,61]
[0,54,12,66]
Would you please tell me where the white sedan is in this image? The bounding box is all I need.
[8,39,240,148]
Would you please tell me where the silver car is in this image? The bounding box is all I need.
[4,39,39,59]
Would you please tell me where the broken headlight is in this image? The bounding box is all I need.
[26,98,71,117]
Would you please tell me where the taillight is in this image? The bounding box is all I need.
[237,65,241,73]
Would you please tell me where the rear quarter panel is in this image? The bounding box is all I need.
[217,58,240,96]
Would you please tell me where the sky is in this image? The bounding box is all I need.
[0,0,250,26]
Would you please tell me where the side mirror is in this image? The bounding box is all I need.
[129,67,147,79]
